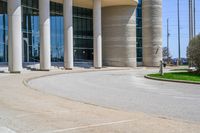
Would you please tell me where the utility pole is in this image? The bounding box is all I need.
[193,0,196,36]
[178,0,181,65]
[189,0,194,40]
[167,19,170,63]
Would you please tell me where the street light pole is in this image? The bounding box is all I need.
[177,0,181,65]
[167,19,170,63]
[189,0,194,40]
[193,0,196,36]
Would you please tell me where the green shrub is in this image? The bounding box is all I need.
[187,34,200,72]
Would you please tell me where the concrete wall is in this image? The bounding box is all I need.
[102,6,137,67]
[142,0,162,67]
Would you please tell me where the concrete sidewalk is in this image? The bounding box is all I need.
[0,68,200,133]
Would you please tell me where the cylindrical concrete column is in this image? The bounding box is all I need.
[142,0,162,67]
[93,0,102,68]
[39,0,51,70]
[8,0,23,73]
[64,0,73,70]
[102,6,137,67]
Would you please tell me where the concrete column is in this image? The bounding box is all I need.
[64,0,73,70]
[93,0,102,68]
[39,0,51,70]
[142,0,162,67]
[102,6,137,67]
[8,0,23,73]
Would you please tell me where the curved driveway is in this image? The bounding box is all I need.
[28,69,200,123]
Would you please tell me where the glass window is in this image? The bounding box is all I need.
[0,0,7,62]
[136,0,143,63]
[50,2,64,62]
[5,1,94,63]
[22,0,40,62]
[73,6,93,62]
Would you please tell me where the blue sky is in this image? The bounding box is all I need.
[162,0,200,58]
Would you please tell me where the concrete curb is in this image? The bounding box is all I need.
[145,75,200,85]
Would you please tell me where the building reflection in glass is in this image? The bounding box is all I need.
[22,0,40,62]
[0,0,94,63]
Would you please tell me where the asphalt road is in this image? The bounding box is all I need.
[28,68,200,123]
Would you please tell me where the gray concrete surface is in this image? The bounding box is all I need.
[0,68,200,133]
[102,6,137,67]
[28,68,200,123]
[0,127,16,133]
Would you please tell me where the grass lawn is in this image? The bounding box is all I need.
[148,72,200,82]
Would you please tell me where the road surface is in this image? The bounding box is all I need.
[28,68,200,123]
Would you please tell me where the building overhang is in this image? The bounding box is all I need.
[51,0,138,9]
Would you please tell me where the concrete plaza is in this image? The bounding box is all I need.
[29,68,200,122]
[0,67,200,133]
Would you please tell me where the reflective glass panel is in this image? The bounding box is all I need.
[50,2,64,62]
[50,2,93,62]
[73,6,93,62]
[136,0,143,63]
[22,0,40,62]
[0,0,8,62]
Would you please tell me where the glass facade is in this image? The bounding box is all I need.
[50,2,64,62]
[0,0,8,62]
[50,2,93,62]
[0,0,93,63]
[49,2,94,62]
[136,0,143,63]
[73,6,93,62]
[22,0,40,62]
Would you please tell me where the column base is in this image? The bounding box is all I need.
[39,69,50,71]
[95,67,102,69]
[10,71,21,74]
[65,68,73,70]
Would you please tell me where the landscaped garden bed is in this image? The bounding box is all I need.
[147,72,200,84]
